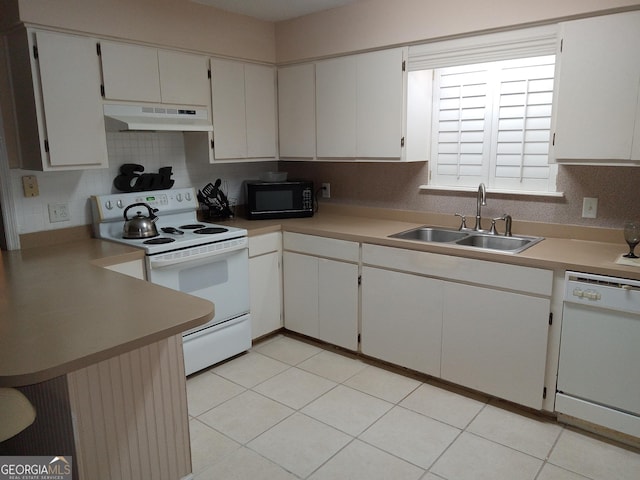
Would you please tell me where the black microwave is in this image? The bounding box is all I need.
[245,180,314,220]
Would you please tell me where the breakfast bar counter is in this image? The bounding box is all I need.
[0,239,214,480]
[0,239,214,386]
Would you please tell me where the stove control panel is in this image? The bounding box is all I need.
[92,188,197,222]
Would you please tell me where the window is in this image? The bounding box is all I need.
[430,55,556,193]
[407,25,559,195]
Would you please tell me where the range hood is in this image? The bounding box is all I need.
[104,104,213,132]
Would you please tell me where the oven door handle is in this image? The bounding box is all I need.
[148,240,247,269]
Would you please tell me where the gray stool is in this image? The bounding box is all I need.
[0,388,36,442]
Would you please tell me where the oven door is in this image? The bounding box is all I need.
[146,240,250,334]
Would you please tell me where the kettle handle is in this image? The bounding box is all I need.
[123,202,156,221]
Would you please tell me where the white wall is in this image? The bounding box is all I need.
[1,0,279,238]
[11,0,276,63]
[275,0,640,62]
[10,133,277,234]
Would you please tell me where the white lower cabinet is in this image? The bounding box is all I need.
[361,243,553,410]
[441,282,551,410]
[283,233,359,351]
[104,259,145,280]
[249,233,283,340]
[318,259,359,350]
[361,266,442,377]
[278,235,553,410]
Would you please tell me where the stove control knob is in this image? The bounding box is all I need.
[185,192,192,201]
[105,200,113,210]
[176,193,183,202]
[116,200,123,209]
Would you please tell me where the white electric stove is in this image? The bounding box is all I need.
[91,187,251,375]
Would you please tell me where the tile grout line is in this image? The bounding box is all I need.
[190,336,640,480]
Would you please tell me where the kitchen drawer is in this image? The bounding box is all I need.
[362,243,552,296]
[249,232,282,257]
[283,232,359,263]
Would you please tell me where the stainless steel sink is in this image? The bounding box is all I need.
[389,226,543,254]
[455,234,536,251]
[389,227,468,243]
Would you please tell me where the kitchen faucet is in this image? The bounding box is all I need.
[474,183,487,231]
[455,183,513,236]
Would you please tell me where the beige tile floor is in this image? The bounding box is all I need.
[187,334,640,480]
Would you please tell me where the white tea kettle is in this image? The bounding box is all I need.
[122,203,159,239]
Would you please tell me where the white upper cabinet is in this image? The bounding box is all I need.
[551,11,640,164]
[210,59,277,161]
[278,63,316,158]
[100,41,210,107]
[245,64,278,158]
[357,48,406,158]
[316,56,358,158]
[211,59,246,159]
[100,42,161,103]
[316,48,407,160]
[157,50,211,106]
[6,29,108,170]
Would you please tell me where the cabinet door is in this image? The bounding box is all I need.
[278,64,316,158]
[316,56,357,158]
[211,59,247,159]
[104,260,145,280]
[318,259,358,351]
[283,251,319,338]
[633,85,640,161]
[357,48,405,158]
[35,31,108,168]
[361,267,443,376]
[100,41,161,103]
[441,282,550,409]
[158,50,210,106]
[245,64,277,158]
[552,11,640,161]
[249,251,282,339]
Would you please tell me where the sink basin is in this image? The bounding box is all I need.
[389,226,543,254]
[455,234,537,252]
[390,227,468,243]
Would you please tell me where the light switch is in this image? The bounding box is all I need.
[582,197,598,219]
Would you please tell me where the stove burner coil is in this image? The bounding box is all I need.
[143,237,176,245]
[179,224,207,230]
[194,227,229,235]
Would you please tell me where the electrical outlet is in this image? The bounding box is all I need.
[582,197,598,219]
[22,175,39,197]
[322,182,331,198]
[48,203,70,223]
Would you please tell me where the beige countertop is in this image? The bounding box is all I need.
[222,205,640,281]
[4,205,635,385]
[0,239,214,387]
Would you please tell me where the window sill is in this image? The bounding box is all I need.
[419,184,565,198]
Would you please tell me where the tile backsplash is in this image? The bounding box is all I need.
[284,161,640,230]
[10,132,277,234]
[10,131,640,235]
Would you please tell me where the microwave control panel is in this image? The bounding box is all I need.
[303,187,313,211]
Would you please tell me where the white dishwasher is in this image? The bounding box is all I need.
[556,271,640,438]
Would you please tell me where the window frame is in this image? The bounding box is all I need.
[428,55,557,194]
[408,25,562,196]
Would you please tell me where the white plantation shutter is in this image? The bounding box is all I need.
[491,56,556,191]
[430,55,557,193]
[431,64,492,187]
